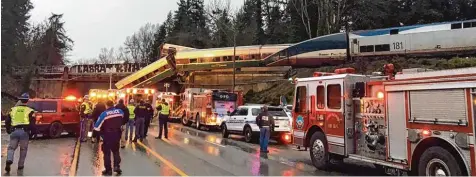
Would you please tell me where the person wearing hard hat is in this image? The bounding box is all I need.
[80,95,93,142]
[5,93,36,173]
[155,99,170,139]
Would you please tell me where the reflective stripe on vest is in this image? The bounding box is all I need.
[127,105,135,119]
[82,102,92,114]
[160,104,170,115]
[10,106,33,126]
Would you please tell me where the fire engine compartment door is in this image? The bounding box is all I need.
[293,85,309,146]
[387,91,407,161]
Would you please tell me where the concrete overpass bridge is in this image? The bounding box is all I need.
[9,63,290,98]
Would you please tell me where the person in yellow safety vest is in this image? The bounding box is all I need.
[5,93,36,173]
[80,95,93,142]
[155,99,170,139]
[125,99,136,141]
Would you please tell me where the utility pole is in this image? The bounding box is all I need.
[164,83,170,93]
[232,33,236,93]
[109,73,112,89]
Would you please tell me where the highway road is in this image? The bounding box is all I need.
[1,123,383,176]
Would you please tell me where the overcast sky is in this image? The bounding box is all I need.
[29,0,243,62]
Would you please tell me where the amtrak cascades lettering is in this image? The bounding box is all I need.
[74,63,147,73]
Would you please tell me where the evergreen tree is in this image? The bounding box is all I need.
[150,23,167,61]
[253,0,265,45]
[37,13,74,65]
[164,11,174,41]
[1,0,33,73]
[210,8,233,47]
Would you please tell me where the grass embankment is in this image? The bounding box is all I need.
[244,57,476,105]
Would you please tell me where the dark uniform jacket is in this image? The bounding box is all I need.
[94,107,124,132]
[92,103,106,123]
[134,103,149,118]
[6,103,36,134]
[115,103,130,125]
[144,103,154,118]
[255,111,275,129]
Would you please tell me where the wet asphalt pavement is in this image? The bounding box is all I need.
[1,123,384,176]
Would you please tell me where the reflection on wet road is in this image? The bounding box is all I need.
[1,132,75,176]
[1,123,382,176]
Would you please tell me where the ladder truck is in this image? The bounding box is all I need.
[292,65,476,176]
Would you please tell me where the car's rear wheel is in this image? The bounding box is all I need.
[222,124,229,138]
[49,122,63,138]
[244,127,255,143]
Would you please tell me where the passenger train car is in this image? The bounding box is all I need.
[115,44,292,89]
[349,19,476,57]
[116,19,476,89]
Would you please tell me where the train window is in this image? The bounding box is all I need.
[375,44,390,52]
[472,22,476,28]
[235,56,242,61]
[213,57,221,62]
[451,23,462,29]
[360,45,374,53]
[190,58,197,63]
[316,86,325,109]
[327,84,341,109]
[224,56,232,62]
[463,22,471,28]
[390,29,399,35]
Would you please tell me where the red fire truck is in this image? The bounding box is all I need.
[181,88,243,130]
[116,88,157,106]
[292,65,475,176]
[155,92,181,121]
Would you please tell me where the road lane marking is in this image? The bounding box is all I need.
[137,141,188,177]
[68,138,81,177]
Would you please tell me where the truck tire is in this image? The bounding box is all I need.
[309,131,330,169]
[182,114,190,126]
[222,124,229,138]
[49,122,63,138]
[417,146,463,176]
[195,114,201,130]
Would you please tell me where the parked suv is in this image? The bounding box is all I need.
[221,105,292,143]
[27,97,81,138]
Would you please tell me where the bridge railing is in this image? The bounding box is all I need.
[11,65,66,75]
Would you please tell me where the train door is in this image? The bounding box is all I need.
[293,84,309,146]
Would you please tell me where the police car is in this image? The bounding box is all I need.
[221,105,292,144]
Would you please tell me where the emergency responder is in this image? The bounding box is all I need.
[94,100,124,175]
[143,100,154,137]
[5,93,36,173]
[80,95,93,142]
[255,105,274,153]
[133,100,148,142]
[116,99,130,148]
[118,99,132,141]
[91,101,106,143]
[155,99,169,139]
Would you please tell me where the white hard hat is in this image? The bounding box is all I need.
[129,99,135,103]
